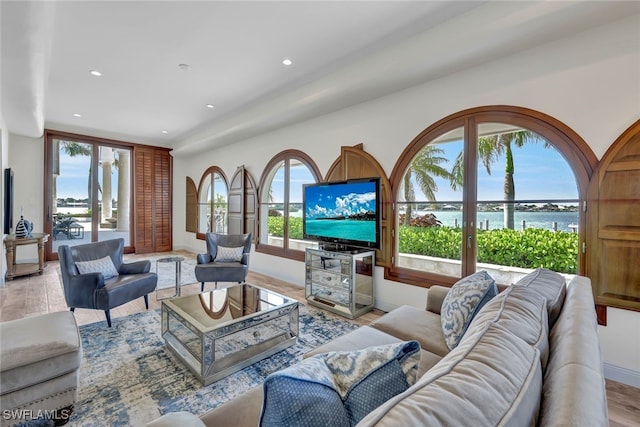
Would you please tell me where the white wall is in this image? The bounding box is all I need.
[7,134,45,262]
[172,16,640,385]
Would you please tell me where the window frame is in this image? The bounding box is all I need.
[195,166,228,240]
[256,150,322,261]
[387,106,597,287]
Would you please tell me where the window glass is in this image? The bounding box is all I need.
[395,117,582,285]
[475,123,579,274]
[397,128,464,277]
[264,162,285,247]
[288,160,316,250]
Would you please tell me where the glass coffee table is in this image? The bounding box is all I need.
[161,283,299,385]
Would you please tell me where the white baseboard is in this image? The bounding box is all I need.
[604,362,640,388]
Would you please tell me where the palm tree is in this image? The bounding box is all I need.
[451,130,547,229]
[401,145,455,225]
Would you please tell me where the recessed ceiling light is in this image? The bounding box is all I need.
[178,63,191,71]
[161,130,168,134]
[282,58,293,66]
[89,70,102,77]
[73,113,82,117]
[206,104,215,109]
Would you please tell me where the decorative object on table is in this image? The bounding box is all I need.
[23,219,33,238]
[14,208,32,238]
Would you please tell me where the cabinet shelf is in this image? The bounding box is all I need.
[305,248,374,319]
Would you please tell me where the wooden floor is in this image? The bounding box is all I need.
[1,249,639,425]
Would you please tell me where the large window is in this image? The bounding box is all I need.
[197,167,228,235]
[257,151,321,259]
[390,107,596,286]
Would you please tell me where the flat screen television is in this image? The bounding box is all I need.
[303,177,380,250]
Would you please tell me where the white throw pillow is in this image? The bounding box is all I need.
[76,256,119,279]
[441,270,498,350]
[216,245,244,262]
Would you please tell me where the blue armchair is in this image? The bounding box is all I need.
[58,238,157,327]
[195,233,251,292]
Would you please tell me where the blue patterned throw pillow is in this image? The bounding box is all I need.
[441,270,498,350]
[75,255,119,280]
[260,340,421,427]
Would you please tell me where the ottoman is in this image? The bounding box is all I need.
[0,311,82,426]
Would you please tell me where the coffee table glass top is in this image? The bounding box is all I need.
[163,283,296,331]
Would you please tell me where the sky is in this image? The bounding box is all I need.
[265,139,578,205]
[56,149,122,200]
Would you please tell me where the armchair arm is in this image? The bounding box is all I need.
[120,260,151,274]
[241,253,250,266]
[69,272,105,290]
[426,285,450,315]
[197,253,213,264]
[66,273,105,309]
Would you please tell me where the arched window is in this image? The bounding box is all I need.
[257,150,322,260]
[389,106,597,287]
[197,166,228,236]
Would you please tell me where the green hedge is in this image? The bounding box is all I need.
[268,217,303,240]
[267,218,578,274]
[399,226,578,274]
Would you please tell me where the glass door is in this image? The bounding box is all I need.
[46,135,132,259]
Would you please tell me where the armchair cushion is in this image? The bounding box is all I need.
[75,255,119,279]
[216,245,244,262]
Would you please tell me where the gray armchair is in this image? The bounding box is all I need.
[195,233,251,292]
[59,238,157,327]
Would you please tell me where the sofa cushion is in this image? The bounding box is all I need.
[215,245,244,262]
[305,325,442,377]
[75,255,119,279]
[370,306,450,357]
[357,323,542,427]
[468,285,550,370]
[513,268,566,327]
[441,270,498,350]
[260,341,421,427]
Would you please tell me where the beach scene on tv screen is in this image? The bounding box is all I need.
[305,181,377,243]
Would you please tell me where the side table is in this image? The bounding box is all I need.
[156,256,185,300]
[4,233,50,280]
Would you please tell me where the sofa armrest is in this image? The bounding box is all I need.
[426,285,450,315]
[119,260,151,274]
[197,253,212,264]
[199,385,263,427]
[146,412,205,427]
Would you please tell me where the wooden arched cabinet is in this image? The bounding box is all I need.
[587,119,640,319]
[326,144,392,268]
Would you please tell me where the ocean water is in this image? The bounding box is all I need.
[305,219,377,243]
[418,210,579,232]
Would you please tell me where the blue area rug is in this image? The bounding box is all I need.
[67,305,359,426]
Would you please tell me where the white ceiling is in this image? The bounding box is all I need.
[2,1,639,156]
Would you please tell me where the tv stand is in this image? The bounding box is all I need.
[305,247,374,319]
[318,242,361,254]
